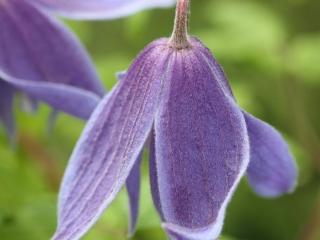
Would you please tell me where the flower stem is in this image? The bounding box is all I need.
[170,0,191,49]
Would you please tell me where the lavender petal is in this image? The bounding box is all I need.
[152,38,250,240]
[53,40,171,240]
[244,112,298,197]
[32,0,176,20]
[126,152,142,236]
[0,0,104,118]
[0,71,100,120]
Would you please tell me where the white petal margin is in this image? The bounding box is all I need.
[32,0,176,20]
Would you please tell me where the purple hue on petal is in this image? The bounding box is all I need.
[197,42,298,198]
[244,112,297,197]
[149,129,163,218]
[0,0,104,118]
[152,38,250,239]
[126,152,142,236]
[0,71,100,120]
[0,80,15,141]
[163,222,222,240]
[53,39,171,240]
[32,0,176,20]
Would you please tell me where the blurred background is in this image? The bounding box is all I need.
[0,0,319,239]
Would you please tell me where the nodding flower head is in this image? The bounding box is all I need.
[53,1,297,239]
[0,0,175,141]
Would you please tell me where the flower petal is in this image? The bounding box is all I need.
[149,130,163,218]
[0,0,104,117]
[153,40,250,239]
[163,222,222,240]
[32,0,176,20]
[126,152,142,236]
[0,71,100,120]
[198,43,298,198]
[53,40,171,240]
[0,80,15,141]
[244,112,298,197]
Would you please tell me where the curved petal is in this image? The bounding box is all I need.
[153,41,250,240]
[126,152,142,236]
[163,222,222,240]
[53,40,171,240]
[0,0,104,116]
[244,112,297,197]
[0,80,15,142]
[31,0,176,20]
[0,71,100,120]
[198,43,298,198]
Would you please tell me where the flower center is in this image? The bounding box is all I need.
[169,0,191,50]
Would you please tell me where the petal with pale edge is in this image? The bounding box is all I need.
[245,113,297,197]
[126,152,142,236]
[32,0,176,20]
[197,42,298,198]
[53,40,171,240]
[0,0,104,118]
[0,71,100,120]
[0,81,15,141]
[152,38,250,240]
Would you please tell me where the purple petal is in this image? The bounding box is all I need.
[53,40,171,240]
[126,152,142,236]
[149,129,163,218]
[163,222,223,240]
[198,42,298,198]
[152,38,250,239]
[245,112,297,197]
[32,0,176,20]
[0,71,100,120]
[0,0,104,117]
[0,80,15,141]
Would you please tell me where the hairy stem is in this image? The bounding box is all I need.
[170,0,191,49]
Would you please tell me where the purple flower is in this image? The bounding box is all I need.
[53,1,297,239]
[0,0,175,140]
[32,0,176,20]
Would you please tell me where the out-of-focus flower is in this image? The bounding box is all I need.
[52,1,297,239]
[32,0,176,20]
[0,0,175,140]
[0,0,105,140]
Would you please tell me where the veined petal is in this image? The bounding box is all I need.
[0,0,104,117]
[0,80,15,141]
[126,152,142,236]
[0,71,100,120]
[53,40,171,240]
[198,44,298,198]
[31,0,176,20]
[244,113,297,197]
[153,38,250,240]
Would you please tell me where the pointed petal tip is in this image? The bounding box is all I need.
[244,112,298,198]
[249,175,298,199]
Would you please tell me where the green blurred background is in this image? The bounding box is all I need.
[0,0,319,239]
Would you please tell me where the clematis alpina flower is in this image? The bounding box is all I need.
[0,0,174,140]
[0,0,105,140]
[53,1,297,239]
